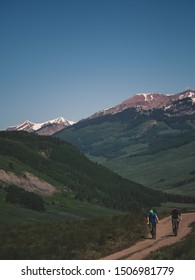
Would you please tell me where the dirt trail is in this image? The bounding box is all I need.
[101,212,195,260]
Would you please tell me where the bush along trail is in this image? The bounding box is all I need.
[101,212,195,260]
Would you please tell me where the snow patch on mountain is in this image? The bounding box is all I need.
[136,93,156,101]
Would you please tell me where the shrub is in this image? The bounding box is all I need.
[5,184,45,211]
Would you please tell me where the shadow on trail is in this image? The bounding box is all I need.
[144,237,155,240]
[161,234,175,238]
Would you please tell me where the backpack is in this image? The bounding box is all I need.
[149,212,157,223]
[172,209,180,219]
[148,212,154,222]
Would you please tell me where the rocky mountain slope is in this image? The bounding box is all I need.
[89,90,195,119]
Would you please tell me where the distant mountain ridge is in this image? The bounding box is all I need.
[89,90,195,119]
[6,90,195,135]
[7,117,75,135]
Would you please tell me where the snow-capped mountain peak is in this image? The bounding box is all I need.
[7,117,75,135]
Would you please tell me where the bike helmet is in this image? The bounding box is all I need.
[149,209,153,214]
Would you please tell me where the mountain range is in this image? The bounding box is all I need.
[6,90,195,135]
[6,117,75,136]
[89,89,195,118]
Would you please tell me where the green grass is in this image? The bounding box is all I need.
[0,213,147,260]
[102,140,195,195]
[0,188,123,227]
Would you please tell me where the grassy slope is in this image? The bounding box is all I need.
[0,187,123,227]
[0,213,147,260]
[56,111,195,195]
[105,140,195,194]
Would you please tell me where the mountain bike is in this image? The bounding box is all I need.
[172,218,179,236]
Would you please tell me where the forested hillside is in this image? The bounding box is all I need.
[0,131,162,212]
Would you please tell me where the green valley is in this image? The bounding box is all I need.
[56,107,195,195]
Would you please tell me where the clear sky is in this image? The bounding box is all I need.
[1,0,195,130]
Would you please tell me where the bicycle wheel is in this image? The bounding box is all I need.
[151,223,156,239]
[173,219,177,236]
[174,223,177,236]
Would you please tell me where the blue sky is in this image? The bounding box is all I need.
[1,0,195,130]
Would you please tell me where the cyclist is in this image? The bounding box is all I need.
[147,209,159,225]
[171,207,181,230]
[147,209,159,239]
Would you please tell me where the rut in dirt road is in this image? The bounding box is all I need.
[101,212,195,260]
